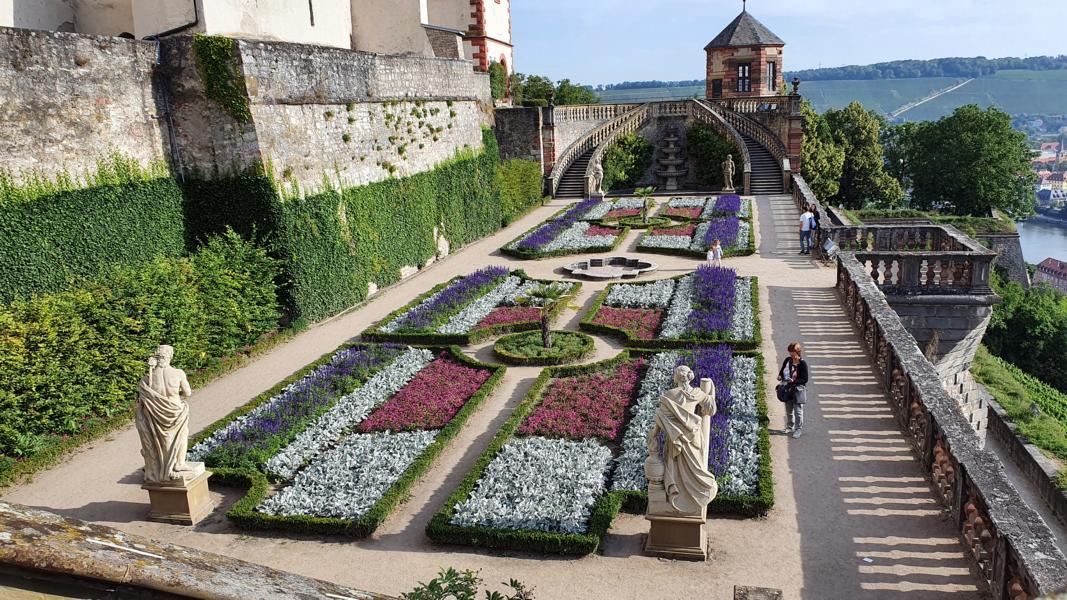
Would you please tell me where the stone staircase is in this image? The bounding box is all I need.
[555,148,593,199]
[741,134,784,195]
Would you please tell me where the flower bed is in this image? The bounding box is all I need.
[493,330,595,366]
[191,343,503,537]
[582,269,760,349]
[583,198,645,221]
[502,200,627,259]
[638,216,752,257]
[363,270,579,345]
[427,348,770,554]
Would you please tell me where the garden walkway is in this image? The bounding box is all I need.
[2,195,987,599]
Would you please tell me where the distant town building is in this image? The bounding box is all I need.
[1034,257,1067,293]
[1050,172,1067,192]
[0,0,511,74]
[704,9,785,99]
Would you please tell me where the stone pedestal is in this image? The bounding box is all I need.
[142,469,213,525]
[644,513,708,561]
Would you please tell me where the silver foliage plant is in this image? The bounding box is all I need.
[258,430,437,519]
[641,234,693,249]
[687,222,713,252]
[604,278,676,309]
[265,347,434,480]
[542,221,617,253]
[437,276,522,334]
[730,277,755,341]
[667,196,709,209]
[450,436,613,534]
[610,351,680,492]
[658,275,694,339]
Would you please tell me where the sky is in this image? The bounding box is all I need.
[511,0,1066,85]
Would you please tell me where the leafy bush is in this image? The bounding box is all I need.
[497,159,543,225]
[985,270,1067,393]
[493,331,594,366]
[0,156,185,303]
[687,123,741,188]
[842,208,1016,236]
[489,61,508,102]
[0,230,280,479]
[403,568,534,600]
[601,133,653,191]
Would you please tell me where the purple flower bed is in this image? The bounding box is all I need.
[688,265,738,336]
[677,346,734,477]
[703,217,741,248]
[393,266,508,331]
[195,344,406,470]
[714,195,742,215]
[516,198,600,250]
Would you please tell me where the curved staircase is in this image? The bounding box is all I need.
[741,133,783,195]
[555,148,593,199]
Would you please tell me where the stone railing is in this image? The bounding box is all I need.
[707,100,791,190]
[853,251,995,296]
[819,224,978,254]
[792,174,817,212]
[690,99,752,193]
[836,255,1067,599]
[708,94,801,116]
[550,103,651,197]
[651,101,690,117]
[552,103,640,122]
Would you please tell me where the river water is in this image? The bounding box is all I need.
[1016,218,1067,263]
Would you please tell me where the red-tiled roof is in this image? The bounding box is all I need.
[1037,257,1067,278]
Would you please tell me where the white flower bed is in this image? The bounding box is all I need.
[720,356,760,496]
[265,347,435,480]
[450,437,612,534]
[188,346,376,461]
[667,197,709,209]
[585,198,645,220]
[730,277,755,341]
[437,276,522,334]
[687,222,712,252]
[739,198,751,219]
[735,221,751,250]
[659,276,694,339]
[542,221,618,253]
[611,352,680,492]
[604,278,676,309]
[258,430,437,519]
[640,234,693,249]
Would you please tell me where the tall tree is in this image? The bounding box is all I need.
[824,102,904,209]
[799,101,845,201]
[554,79,599,105]
[881,120,925,194]
[910,105,1036,217]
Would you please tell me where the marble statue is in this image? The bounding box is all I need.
[722,154,736,193]
[136,345,202,484]
[589,158,605,198]
[643,365,716,560]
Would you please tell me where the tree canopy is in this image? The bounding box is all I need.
[823,102,904,209]
[510,73,599,106]
[800,100,845,201]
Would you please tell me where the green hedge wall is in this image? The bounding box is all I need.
[497,158,543,225]
[0,156,185,303]
[274,128,503,324]
[0,230,280,483]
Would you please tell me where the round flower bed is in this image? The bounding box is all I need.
[493,330,595,366]
[614,215,673,230]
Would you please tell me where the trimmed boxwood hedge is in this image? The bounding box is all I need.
[0,156,185,303]
[610,215,673,230]
[426,349,773,555]
[581,275,762,351]
[198,345,504,537]
[361,270,580,345]
[493,330,595,366]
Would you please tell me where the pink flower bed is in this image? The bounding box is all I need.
[663,207,702,219]
[518,358,646,441]
[586,224,621,237]
[591,307,664,340]
[651,223,697,236]
[474,306,541,330]
[359,353,492,432]
[604,208,641,219]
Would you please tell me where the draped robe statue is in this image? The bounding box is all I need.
[589,158,605,198]
[722,154,736,193]
[645,365,718,516]
[136,345,203,484]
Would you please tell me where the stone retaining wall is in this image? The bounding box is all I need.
[978,233,1031,288]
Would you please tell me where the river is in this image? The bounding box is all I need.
[1016,217,1067,264]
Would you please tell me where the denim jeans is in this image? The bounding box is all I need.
[785,401,804,430]
[800,230,812,253]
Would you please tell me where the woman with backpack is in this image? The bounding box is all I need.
[777,341,809,438]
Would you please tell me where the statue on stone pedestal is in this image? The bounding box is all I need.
[589,157,605,198]
[136,345,202,484]
[791,76,801,95]
[645,365,718,516]
[722,154,736,193]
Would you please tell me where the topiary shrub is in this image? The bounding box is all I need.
[601,133,653,191]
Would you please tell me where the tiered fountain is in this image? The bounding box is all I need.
[655,124,688,192]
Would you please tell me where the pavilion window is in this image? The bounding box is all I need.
[737,63,751,93]
[768,61,777,92]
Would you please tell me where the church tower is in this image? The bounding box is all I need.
[704,8,785,99]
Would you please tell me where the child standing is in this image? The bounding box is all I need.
[706,239,723,268]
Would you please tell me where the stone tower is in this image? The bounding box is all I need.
[704,9,785,99]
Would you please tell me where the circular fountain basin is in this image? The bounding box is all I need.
[563,256,658,280]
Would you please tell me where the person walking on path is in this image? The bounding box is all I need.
[777,341,810,438]
[706,238,724,268]
[799,206,815,255]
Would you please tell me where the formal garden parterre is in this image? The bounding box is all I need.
[362,268,579,345]
[640,195,754,257]
[501,199,628,259]
[188,342,503,536]
[426,346,770,554]
[582,265,760,350]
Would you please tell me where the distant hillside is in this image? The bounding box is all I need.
[595,70,1067,121]
[786,55,1067,81]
